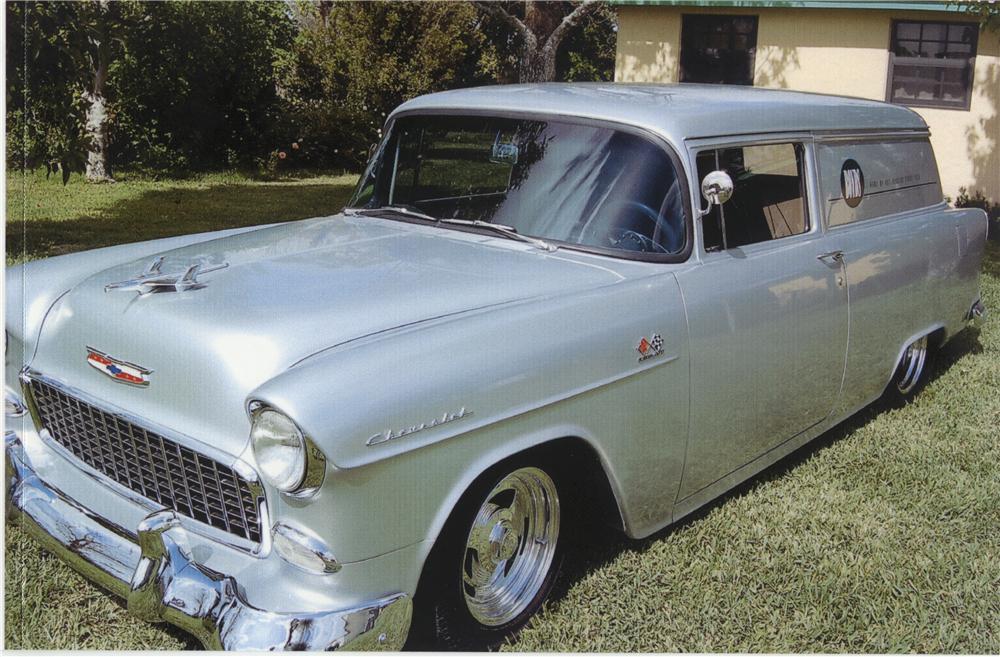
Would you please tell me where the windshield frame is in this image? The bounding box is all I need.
[348,108,694,264]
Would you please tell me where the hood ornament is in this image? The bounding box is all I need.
[105,256,228,294]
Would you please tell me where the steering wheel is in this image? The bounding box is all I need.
[600,200,671,254]
[609,229,670,254]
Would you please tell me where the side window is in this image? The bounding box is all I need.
[817,139,942,227]
[696,143,809,251]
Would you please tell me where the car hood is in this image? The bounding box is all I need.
[29,213,626,456]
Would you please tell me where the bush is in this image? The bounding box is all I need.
[277,2,493,171]
[953,187,1000,241]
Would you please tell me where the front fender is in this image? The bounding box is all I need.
[249,271,690,561]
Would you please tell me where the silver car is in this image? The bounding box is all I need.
[4,84,989,650]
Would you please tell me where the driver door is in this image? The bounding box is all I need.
[675,139,849,501]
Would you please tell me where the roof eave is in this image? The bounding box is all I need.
[608,1,963,12]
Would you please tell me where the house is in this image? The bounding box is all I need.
[613,0,999,203]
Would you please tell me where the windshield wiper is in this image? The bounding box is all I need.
[349,206,556,253]
[438,218,557,253]
[348,205,440,223]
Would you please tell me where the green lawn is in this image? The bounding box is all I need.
[5,168,358,265]
[4,171,999,651]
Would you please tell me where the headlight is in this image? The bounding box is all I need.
[250,408,306,492]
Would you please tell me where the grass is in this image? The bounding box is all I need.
[4,170,1000,651]
[5,168,358,265]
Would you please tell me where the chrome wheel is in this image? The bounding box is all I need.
[896,335,929,395]
[461,467,560,627]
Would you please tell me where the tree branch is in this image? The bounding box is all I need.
[473,1,535,48]
[544,0,602,53]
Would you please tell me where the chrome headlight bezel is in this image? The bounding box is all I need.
[248,402,326,497]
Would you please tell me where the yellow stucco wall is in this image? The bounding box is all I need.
[616,6,999,203]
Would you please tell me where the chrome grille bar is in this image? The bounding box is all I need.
[25,377,263,544]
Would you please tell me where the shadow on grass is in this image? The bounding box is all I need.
[7,180,356,263]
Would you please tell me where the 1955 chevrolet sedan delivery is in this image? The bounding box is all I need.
[4,84,989,650]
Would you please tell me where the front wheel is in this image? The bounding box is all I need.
[410,464,565,650]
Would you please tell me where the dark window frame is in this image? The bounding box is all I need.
[886,19,979,111]
[679,13,759,86]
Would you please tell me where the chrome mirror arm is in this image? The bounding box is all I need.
[698,170,734,251]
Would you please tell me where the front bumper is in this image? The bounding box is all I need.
[5,431,412,651]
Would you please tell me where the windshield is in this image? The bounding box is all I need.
[349,115,687,256]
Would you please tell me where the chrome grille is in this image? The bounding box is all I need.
[28,378,263,543]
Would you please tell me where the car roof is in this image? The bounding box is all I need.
[392,83,928,145]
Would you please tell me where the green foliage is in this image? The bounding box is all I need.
[278,1,493,169]
[6,1,103,174]
[7,1,295,173]
[956,1,1000,31]
[954,186,1000,241]
[6,0,618,176]
[109,0,295,172]
[557,3,617,82]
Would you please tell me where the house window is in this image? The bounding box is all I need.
[887,20,979,110]
[680,14,758,85]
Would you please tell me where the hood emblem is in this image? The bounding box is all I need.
[104,256,228,294]
[86,347,152,386]
[366,407,472,447]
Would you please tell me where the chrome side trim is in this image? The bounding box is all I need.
[5,432,412,651]
[18,368,270,557]
[810,128,931,143]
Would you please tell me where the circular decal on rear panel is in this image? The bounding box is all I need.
[840,159,865,208]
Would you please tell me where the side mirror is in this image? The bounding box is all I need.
[701,170,734,207]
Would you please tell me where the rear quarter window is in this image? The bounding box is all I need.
[817,138,942,227]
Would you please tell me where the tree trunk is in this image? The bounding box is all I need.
[84,1,113,182]
[476,1,600,84]
[520,47,558,83]
[83,62,111,182]
[519,1,563,82]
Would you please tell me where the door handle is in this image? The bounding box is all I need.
[817,250,844,264]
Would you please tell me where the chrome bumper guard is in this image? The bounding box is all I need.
[4,432,412,651]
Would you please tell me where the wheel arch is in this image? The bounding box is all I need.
[882,323,946,395]
[411,435,626,598]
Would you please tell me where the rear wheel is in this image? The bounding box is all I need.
[885,334,933,404]
[411,463,565,650]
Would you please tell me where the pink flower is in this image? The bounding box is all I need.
[278,151,287,160]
